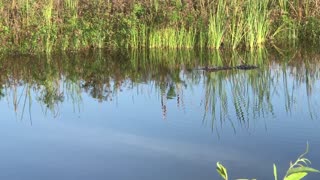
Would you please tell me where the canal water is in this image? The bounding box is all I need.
[0,49,319,180]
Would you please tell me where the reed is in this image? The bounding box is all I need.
[207,0,226,49]
[149,27,196,49]
[42,0,55,53]
[0,0,320,54]
[227,0,245,49]
[244,0,270,50]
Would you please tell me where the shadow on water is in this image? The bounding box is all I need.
[1,48,320,132]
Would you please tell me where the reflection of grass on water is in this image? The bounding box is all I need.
[216,144,319,180]
[0,49,320,123]
[202,49,320,132]
[202,49,273,132]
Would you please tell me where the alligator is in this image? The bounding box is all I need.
[195,65,258,72]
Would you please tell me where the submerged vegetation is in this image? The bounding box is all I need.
[1,0,320,53]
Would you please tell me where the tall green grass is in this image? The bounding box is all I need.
[244,0,270,50]
[42,0,55,53]
[149,28,196,49]
[228,0,245,50]
[0,0,320,54]
[207,0,226,49]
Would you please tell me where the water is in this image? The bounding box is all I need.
[0,49,320,180]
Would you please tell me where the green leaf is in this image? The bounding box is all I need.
[284,172,307,180]
[273,164,278,180]
[216,162,228,180]
[287,167,320,176]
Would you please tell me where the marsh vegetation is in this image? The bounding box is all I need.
[1,0,320,53]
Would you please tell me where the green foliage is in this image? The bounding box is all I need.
[207,0,226,49]
[274,164,278,180]
[0,0,320,54]
[217,162,228,180]
[217,144,319,180]
[301,17,320,44]
[228,1,245,49]
[282,143,320,180]
[149,27,195,49]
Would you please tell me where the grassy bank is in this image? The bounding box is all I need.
[1,0,320,54]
